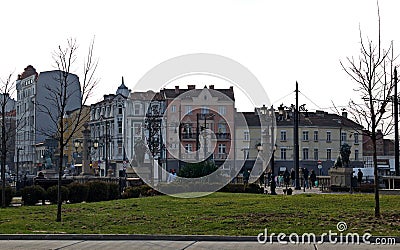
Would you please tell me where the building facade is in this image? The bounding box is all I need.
[89,78,131,177]
[15,65,81,174]
[274,109,363,175]
[161,85,235,173]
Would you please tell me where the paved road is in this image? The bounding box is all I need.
[0,240,398,250]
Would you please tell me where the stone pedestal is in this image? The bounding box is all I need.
[329,167,354,188]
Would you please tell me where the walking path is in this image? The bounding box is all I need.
[0,238,397,250]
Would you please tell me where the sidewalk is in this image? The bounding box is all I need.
[0,238,397,250]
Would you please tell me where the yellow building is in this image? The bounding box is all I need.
[62,106,90,172]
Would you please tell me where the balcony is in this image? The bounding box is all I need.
[215,133,230,140]
[181,133,196,140]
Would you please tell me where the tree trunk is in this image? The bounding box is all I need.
[1,101,6,208]
[56,143,64,222]
[372,130,380,217]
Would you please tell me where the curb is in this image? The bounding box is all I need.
[0,234,256,241]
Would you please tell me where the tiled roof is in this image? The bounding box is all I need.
[236,110,363,129]
[161,86,235,101]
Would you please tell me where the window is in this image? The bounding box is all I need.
[185,106,192,115]
[118,105,123,115]
[280,130,287,141]
[354,149,359,161]
[302,131,309,141]
[218,123,227,133]
[244,131,250,141]
[326,131,331,142]
[218,106,226,115]
[326,149,332,160]
[218,144,226,158]
[314,131,318,141]
[118,120,123,134]
[118,140,123,155]
[354,133,359,144]
[314,148,318,161]
[341,132,347,144]
[302,148,309,160]
[185,144,193,152]
[201,107,209,114]
[171,105,176,113]
[280,148,287,160]
[134,104,141,115]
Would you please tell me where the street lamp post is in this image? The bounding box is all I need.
[277,82,307,190]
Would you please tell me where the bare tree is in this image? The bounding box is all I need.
[38,38,98,221]
[0,73,16,208]
[340,4,397,217]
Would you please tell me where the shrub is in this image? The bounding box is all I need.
[46,185,69,204]
[21,185,46,206]
[218,183,264,194]
[87,181,108,202]
[122,186,141,199]
[177,161,218,178]
[0,186,15,207]
[107,182,120,200]
[68,182,89,203]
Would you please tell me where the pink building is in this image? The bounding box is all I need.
[160,85,235,172]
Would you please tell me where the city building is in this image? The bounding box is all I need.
[15,65,81,174]
[89,77,131,177]
[363,129,396,176]
[62,106,90,174]
[274,108,364,175]
[161,85,235,173]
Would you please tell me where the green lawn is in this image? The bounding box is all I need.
[0,193,399,236]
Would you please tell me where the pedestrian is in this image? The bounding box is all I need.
[303,168,309,190]
[357,169,363,186]
[290,168,295,187]
[283,169,290,189]
[278,174,284,187]
[310,170,317,188]
[243,169,250,187]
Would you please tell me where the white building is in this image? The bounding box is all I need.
[89,77,131,177]
[15,65,81,174]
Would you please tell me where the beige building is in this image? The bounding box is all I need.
[235,107,364,176]
[63,106,90,173]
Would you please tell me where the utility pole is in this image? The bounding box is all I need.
[394,67,399,176]
[16,148,23,191]
[294,82,300,190]
[196,113,200,161]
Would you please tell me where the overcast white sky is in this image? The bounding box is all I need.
[1,0,399,112]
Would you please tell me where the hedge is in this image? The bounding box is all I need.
[21,185,46,206]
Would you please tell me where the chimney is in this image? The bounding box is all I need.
[342,111,348,118]
[188,85,195,90]
[209,85,214,89]
[175,86,179,94]
[230,86,233,91]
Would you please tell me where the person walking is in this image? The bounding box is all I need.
[303,167,309,191]
[243,169,250,188]
[310,170,317,188]
[357,169,363,186]
[283,169,290,189]
[290,168,295,187]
